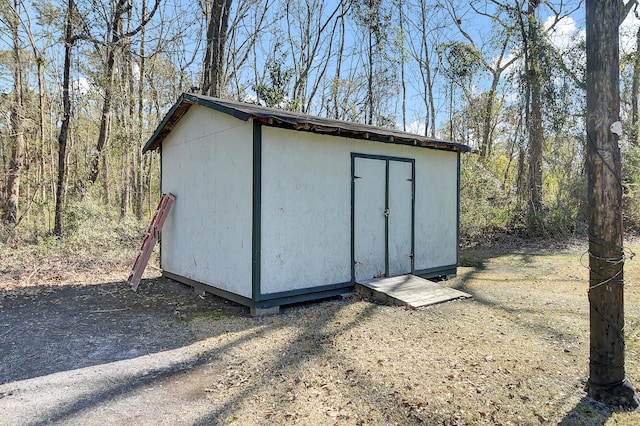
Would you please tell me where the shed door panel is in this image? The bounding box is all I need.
[353,156,414,282]
[388,160,413,276]
[354,158,387,281]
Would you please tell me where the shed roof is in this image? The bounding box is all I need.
[142,93,470,153]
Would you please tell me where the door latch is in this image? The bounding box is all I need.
[383,208,390,218]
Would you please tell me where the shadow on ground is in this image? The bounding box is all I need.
[0,279,389,425]
[558,397,614,425]
[0,277,246,384]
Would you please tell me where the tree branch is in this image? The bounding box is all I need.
[621,0,638,23]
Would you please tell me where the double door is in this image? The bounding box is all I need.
[352,154,415,282]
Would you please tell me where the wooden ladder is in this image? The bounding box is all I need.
[128,193,175,291]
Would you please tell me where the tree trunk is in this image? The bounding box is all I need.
[85,0,160,195]
[526,0,544,235]
[480,37,517,158]
[54,0,74,236]
[480,72,500,158]
[516,140,526,206]
[102,154,111,204]
[398,0,406,132]
[631,25,640,147]
[585,0,638,408]
[449,83,454,142]
[367,27,374,126]
[87,0,130,190]
[121,150,130,218]
[121,20,134,220]
[135,0,147,221]
[3,0,25,226]
[418,0,435,138]
[202,0,233,97]
[88,50,116,189]
[23,3,48,215]
[34,52,46,209]
[331,3,345,120]
[38,63,46,206]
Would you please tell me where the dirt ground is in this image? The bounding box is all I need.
[1,238,640,425]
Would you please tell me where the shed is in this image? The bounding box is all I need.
[142,93,469,314]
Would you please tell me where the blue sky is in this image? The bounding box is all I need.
[3,0,640,140]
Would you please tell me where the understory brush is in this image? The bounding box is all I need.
[0,197,151,292]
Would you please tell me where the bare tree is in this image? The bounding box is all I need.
[353,0,394,126]
[22,4,50,213]
[54,0,76,236]
[396,0,407,131]
[405,0,441,137]
[444,0,518,156]
[2,0,25,226]
[630,25,640,146]
[134,0,148,221]
[224,0,273,99]
[285,0,346,113]
[327,0,348,120]
[85,0,161,191]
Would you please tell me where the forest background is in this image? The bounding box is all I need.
[2,0,640,246]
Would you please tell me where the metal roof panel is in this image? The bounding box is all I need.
[142,93,470,153]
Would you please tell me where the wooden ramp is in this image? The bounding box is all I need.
[356,275,471,308]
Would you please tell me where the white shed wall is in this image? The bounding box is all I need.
[413,150,458,270]
[260,127,352,293]
[161,106,253,298]
[260,127,459,294]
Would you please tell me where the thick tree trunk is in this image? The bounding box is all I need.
[585,0,638,408]
[3,0,25,226]
[526,0,544,235]
[203,0,232,97]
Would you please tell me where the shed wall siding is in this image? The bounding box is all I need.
[161,106,253,298]
[259,127,352,294]
[413,150,458,270]
[259,127,458,294]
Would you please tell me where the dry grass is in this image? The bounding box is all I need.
[1,236,640,425]
[0,236,156,296]
[176,237,640,425]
